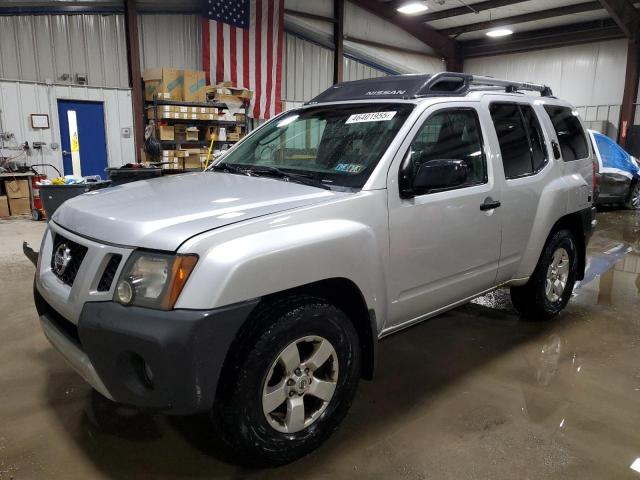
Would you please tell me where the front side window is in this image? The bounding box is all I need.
[543,105,589,161]
[407,108,487,192]
[213,103,413,189]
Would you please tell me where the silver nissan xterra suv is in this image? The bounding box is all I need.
[34,73,597,466]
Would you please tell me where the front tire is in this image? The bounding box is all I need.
[212,295,361,466]
[510,229,577,321]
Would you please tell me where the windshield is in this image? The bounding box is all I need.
[213,103,413,188]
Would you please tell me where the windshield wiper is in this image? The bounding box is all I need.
[247,165,332,190]
[211,163,250,176]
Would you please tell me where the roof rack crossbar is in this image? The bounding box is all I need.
[470,75,553,97]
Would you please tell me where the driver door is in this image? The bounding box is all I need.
[386,104,502,329]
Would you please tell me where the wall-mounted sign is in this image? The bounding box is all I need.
[30,114,50,129]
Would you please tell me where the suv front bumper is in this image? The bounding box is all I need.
[35,284,258,414]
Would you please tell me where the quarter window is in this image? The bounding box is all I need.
[543,105,589,161]
[408,108,487,192]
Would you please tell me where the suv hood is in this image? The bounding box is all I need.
[53,172,347,251]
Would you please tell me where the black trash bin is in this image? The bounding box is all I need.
[40,181,111,219]
[107,167,162,186]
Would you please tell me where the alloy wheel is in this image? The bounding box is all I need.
[262,335,339,433]
[545,247,570,303]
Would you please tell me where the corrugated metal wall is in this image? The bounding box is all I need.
[0,80,135,178]
[282,32,388,106]
[138,14,202,71]
[0,14,128,88]
[465,39,628,107]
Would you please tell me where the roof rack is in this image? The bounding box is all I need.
[307,72,553,104]
[469,75,553,97]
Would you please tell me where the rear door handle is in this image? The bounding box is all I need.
[480,199,501,211]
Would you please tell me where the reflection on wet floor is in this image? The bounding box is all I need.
[0,211,639,479]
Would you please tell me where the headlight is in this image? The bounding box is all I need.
[114,251,198,310]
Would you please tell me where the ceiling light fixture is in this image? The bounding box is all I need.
[397,2,429,14]
[486,28,513,37]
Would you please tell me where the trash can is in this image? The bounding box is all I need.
[39,181,111,219]
[107,167,162,186]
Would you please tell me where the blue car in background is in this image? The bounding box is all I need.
[589,130,640,209]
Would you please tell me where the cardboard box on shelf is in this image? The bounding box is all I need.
[229,87,253,100]
[186,127,199,141]
[174,125,187,142]
[0,196,9,217]
[4,179,30,199]
[8,197,30,215]
[205,126,219,141]
[184,70,207,102]
[234,113,246,122]
[143,68,184,101]
[158,125,175,141]
[227,132,241,141]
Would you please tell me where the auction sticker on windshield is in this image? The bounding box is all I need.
[345,111,397,124]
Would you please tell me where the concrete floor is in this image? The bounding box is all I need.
[1,211,639,479]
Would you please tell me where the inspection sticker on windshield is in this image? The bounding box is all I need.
[345,111,396,124]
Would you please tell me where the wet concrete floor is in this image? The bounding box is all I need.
[1,210,639,479]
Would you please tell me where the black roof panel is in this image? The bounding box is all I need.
[308,73,473,104]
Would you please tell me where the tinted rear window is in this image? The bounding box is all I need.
[543,105,588,161]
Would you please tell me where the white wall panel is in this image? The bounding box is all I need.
[0,14,128,88]
[138,14,202,71]
[0,80,135,179]
[282,33,394,103]
[464,39,628,107]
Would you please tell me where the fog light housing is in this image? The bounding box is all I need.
[116,280,134,304]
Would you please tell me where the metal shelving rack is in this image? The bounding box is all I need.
[146,96,250,169]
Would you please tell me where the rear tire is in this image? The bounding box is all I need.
[211,295,361,467]
[510,229,577,321]
[624,181,640,210]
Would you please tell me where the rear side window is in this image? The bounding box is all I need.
[521,105,547,171]
[490,103,532,178]
[544,105,589,161]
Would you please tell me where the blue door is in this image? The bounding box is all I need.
[57,100,108,179]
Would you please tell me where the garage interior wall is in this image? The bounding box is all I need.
[464,39,628,138]
[282,32,391,110]
[138,14,202,71]
[0,14,128,87]
[0,80,136,179]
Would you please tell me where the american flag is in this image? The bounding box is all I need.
[203,0,284,120]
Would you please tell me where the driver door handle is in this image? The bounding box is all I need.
[480,198,501,211]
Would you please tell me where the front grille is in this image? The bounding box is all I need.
[97,254,122,292]
[50,234,88,286]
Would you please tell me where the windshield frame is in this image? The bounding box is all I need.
[208,101,416,191]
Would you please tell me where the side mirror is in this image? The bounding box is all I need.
[398,149,415,199]
[552,140,561,160]
[413,159,468,193]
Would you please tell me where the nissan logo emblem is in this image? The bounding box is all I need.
[53,243,72,276]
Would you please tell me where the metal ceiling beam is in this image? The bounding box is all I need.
[460,19,623,57]
[349,0,457,58]
[413,0,532,24]
[442,2,604,36]
[598,0,640,38]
